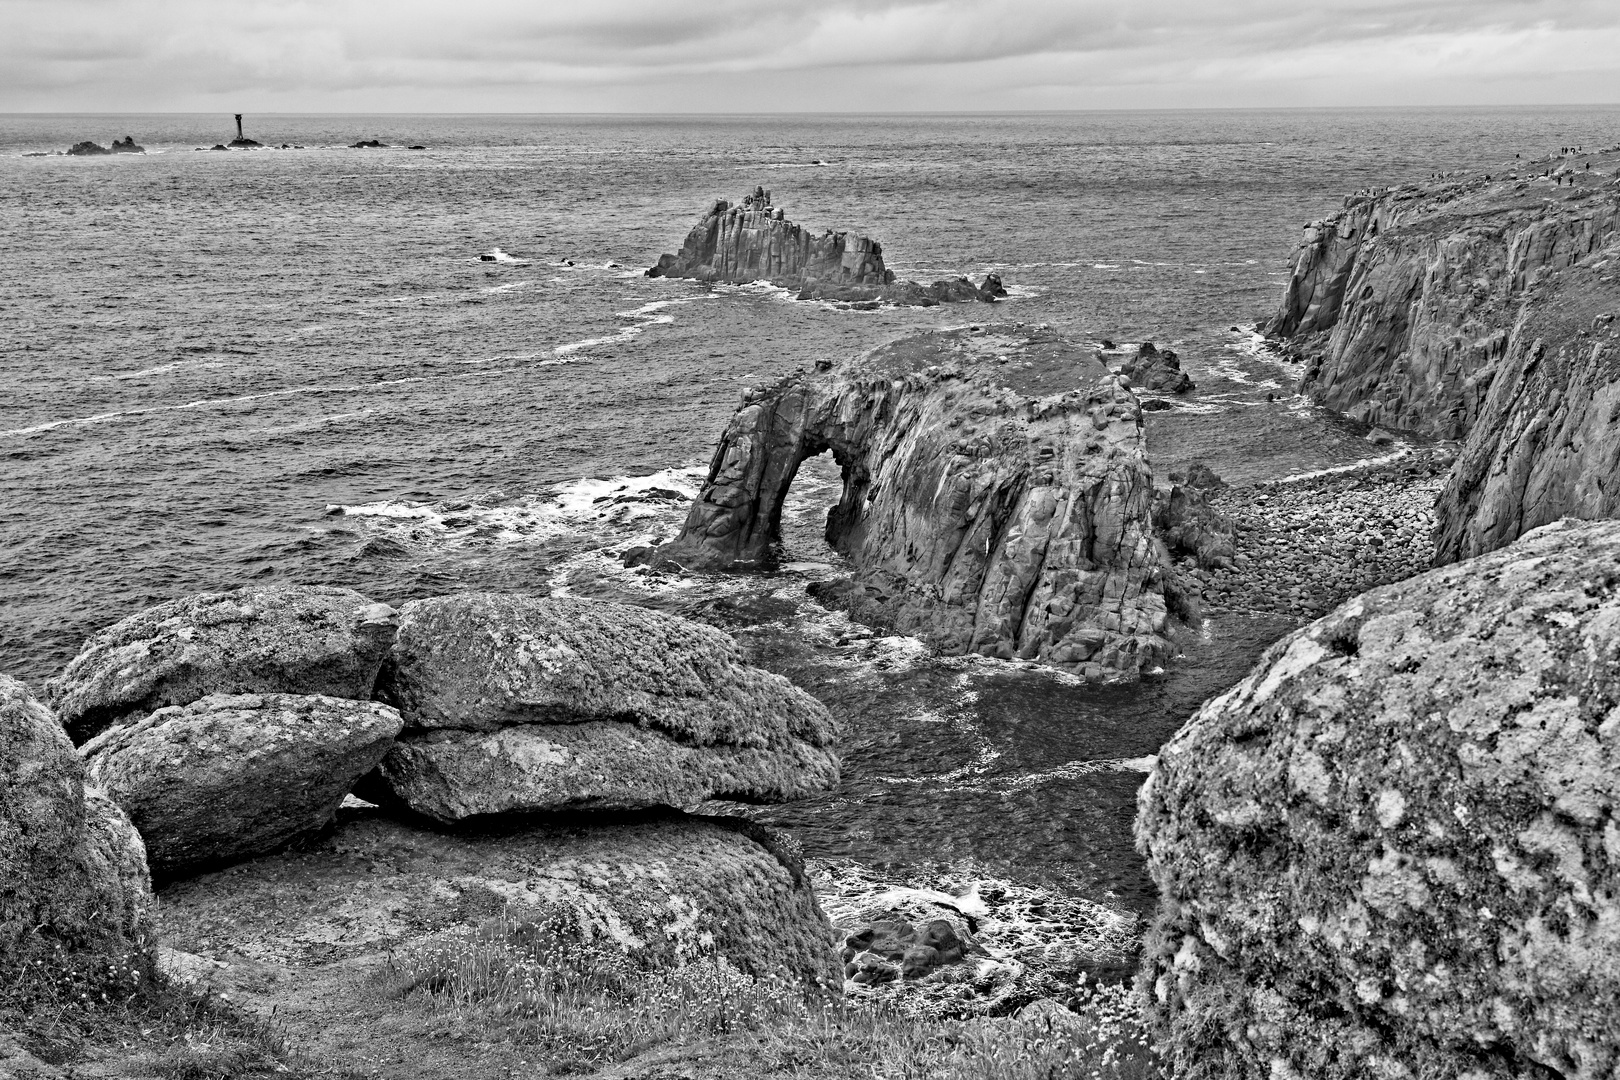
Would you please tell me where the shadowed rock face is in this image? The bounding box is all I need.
[1,675,151,978]
[1432,237,1620,563]
[1267,162,1620,441]
[630,325,1186,679]
[646,189,999,307]
[1137,518,1620,1079]
[82,693,403,878]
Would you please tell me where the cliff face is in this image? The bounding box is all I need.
[1267,161,1620,440]
[1433,240,1620,562]
[647,188,997,306]
[627,325,1186,680]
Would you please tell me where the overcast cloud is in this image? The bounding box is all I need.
[2,0,1617,112]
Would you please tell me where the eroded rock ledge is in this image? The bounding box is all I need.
[646,187,1002,307]
[627,325,1190,679]
[1265,149,1620,562]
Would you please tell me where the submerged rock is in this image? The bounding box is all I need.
[1,675,151,980]
[362,593,839,820]
[1119,342,1193,394]
[158,809,843,991]
[82,693,403,878]
[47,585,399,744]
[645,189,997,307]
[631,324,1187,679]
[1137,517,1620,1079]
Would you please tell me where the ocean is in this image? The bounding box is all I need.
[5,107,1619,923]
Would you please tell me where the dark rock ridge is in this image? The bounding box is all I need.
[1,675,151,982]
[1138,517,1620,1079]
[66,141,112,156]
[361,593,840,820]
[1266,150,1620,562]
[1119,342,1194,394]
[646,187,1002,307]
[46,585,399,744]
[82,692,403,878]
[628,325,1188,679]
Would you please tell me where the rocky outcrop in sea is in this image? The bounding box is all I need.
[1137,517,1620,1079]
[630,324,1189,680]
[646,187,1002,307]
[1265,150,1620,562]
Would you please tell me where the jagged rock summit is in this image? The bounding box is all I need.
[1138,517,1620,1079]
[1265,149,1620,563]
[646,187,1003,307]
[629,324,1189,680]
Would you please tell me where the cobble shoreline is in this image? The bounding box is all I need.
[1174,448,1456,621]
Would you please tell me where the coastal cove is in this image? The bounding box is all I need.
[5,110,1620,1053]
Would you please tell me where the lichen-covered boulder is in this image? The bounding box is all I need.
[1137,517,1620,1079]
[364,593,839,819]
[359,720,839,823]
[1,675,151,978]
[47,586,399,743]
[82,693,403,878]
[157,809,842,991]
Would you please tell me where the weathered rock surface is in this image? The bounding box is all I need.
[364,593,839,818]
[631,325,1186,679]
[646,188,997,306]
[360,719,839,822]
[1,675,151,977]
[1267,151,1620,441]
[47,585,399,743]
[81,693,403,878]
[1433,245,1620,564]
[158,809,842,991]
[1153,474,1234,570]
[1119,342,1194,394]
[1137,517,1620,1079]
[109,136,144,154]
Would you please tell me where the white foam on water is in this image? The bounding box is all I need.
[1278,445,1412,484]
[480,247,530,264]
[481,280,531,294]
[550,295,708,356]
[0,369,506,439]
[328,465,708,550]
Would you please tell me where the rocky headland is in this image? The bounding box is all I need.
[1267,147,1620,561]
[646,187,1004,307]
[630,323,1197,680]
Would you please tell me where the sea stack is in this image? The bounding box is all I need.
[629,324,1190,680]
[646,189,1003,307]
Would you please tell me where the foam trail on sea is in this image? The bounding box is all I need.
[1279,446,1413,484]
[0,370,505,439]
[551,295,710,356]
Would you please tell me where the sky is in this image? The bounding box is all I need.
[3,0,1618,113]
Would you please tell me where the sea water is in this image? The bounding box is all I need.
[5,108,1618,920]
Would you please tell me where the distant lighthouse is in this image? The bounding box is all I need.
[229,114,262,148]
